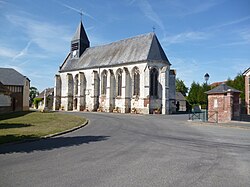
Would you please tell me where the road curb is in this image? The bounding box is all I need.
[43,120,89,138]
[188,120,250,130]
[0,120,89,146]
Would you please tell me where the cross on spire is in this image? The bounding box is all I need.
[152,26,156,33]
[79,9,83,21]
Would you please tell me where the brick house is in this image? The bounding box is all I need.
[205,83,241,123]
[243,68,250,115]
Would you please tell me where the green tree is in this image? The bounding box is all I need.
[29,87,39,106]
[176,78,188,96]
[226,73,245,101]
[187,81,200,105]
[187,82,211,108]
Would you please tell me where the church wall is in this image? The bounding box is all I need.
[60,73,68,110]
[57,61,171,114]
[99,63,147,113]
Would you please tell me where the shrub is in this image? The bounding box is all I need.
[33,98,43,109]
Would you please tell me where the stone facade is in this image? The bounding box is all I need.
[36,88,54,110]
[55,63,173,114]
[54,22,175,114]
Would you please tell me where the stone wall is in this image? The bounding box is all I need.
[56,61,173,114]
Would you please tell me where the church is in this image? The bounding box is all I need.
[53,21,176,114]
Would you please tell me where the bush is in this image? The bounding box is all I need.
[33,98,43,109]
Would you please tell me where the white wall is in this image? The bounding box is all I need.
[57,61,172,114]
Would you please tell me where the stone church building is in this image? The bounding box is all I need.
[53,21,176,114]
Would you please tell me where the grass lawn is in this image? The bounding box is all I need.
[0,111,87,144]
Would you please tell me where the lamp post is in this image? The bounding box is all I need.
[204,73,210,85]
[204,73,210,121]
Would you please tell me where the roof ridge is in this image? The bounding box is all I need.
[89,32,154,49]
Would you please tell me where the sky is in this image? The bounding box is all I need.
[0,0,249,92]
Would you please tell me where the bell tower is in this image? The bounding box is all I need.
[71,21,90,59]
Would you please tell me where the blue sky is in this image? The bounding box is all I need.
[0,0,249,92]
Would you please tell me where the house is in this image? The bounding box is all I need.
[53,21,176,114]
[0,82,12,114]
[243,67,250,115]
[0,68,30,112]
[176,92,186,112]
[206,83,241,123]
[35,88,54,110]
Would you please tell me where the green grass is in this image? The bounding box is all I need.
[0,111,87,144]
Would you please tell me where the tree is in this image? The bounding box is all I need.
[29,87,39,106]
[226,73,245,101]
[176,78,188,96]
[187,81,200,105]
[187,81,211,108]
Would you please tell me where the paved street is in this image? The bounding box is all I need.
[0,112,250,187]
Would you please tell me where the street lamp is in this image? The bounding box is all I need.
[204,73,210,121]
[204,73,210,85]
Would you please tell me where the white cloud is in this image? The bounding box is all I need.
[60,3,96,21]
[0,46,17,58]
[168,0,222,17]
[5,14,71,54]
[12,41,32,61]
[132,0,166,33]
[207,16,250,31]
[163,31,209,45]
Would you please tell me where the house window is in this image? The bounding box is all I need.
[150,68,158,97]
[133,67,140,96]
[117,69,122,96]
[101,70,107,95]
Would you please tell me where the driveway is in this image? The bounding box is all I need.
[0,112,250,187]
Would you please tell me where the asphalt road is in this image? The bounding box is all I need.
[0,112,250,187]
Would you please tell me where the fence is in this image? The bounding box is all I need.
[235,103,250,122]
[207,110,218,123]
[189,110,218,123]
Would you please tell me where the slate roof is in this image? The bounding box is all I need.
[36,88,54,99]
[176,92,186,101]
[0,68,29,86]
[72,21,90,46]
[60,32,170,72]
[243,67,250,75]
[205,83,241,94]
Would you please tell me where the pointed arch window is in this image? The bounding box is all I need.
[133,67,140,96]
[101,70,107,95]
[150,68,158,97]
[116,69,122,96]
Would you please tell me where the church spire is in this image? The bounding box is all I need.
[71,21,90,59]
